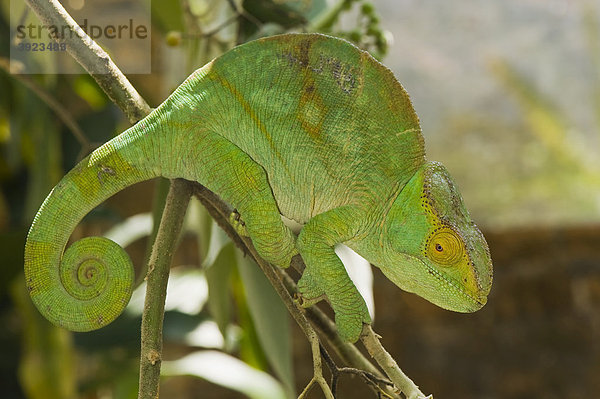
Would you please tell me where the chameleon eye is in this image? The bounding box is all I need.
[426,228,464,266]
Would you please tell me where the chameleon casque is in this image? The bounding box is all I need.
[24,33,492,342]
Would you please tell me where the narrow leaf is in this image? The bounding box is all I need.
[162,351,287,399]
[236,253,295,398]
[103,213,153,248]
[126,267,208,316]
[205,242,236,338]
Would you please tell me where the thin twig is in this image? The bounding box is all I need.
[320,342,395,398]
[361,325,432,399]
[277,267,387,380]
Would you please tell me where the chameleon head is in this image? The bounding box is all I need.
[379,161,493,312]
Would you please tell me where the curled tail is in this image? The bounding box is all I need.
[24,116,166,331]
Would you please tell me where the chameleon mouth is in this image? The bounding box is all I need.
[418,258,485,312]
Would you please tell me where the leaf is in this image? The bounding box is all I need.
[205,242,236,339]
[73,75,108,111]
[22,95,63,221]
[150,0,185,32]
[162,350,287,399]
[236,253,295,398]
[185,197,212,263]
[126,267,208,316]
[243,0,325,28]
[490,60,579,167]
[490,59,600,185]
[179,319,229,348]
[202,219,232,268]
[103,212,153,248]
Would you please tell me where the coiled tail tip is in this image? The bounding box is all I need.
[25,236,135,332]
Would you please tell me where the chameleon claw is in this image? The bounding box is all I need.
[229,209,249,237]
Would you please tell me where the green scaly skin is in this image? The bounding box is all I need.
[24,33,493,342]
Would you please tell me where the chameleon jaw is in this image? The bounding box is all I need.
[423,258,487,312]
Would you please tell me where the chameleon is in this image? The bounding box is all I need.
[24,33,492,342]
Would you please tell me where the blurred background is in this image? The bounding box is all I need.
[1,0,599,398]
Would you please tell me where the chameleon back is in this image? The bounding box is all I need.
[170,34,425,223]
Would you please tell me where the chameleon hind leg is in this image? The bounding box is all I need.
[188,131,297,268]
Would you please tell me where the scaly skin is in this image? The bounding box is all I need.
[24,33,492,341]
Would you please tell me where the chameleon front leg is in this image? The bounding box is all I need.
[296,206,371,342]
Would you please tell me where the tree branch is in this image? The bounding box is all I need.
[23,0,151,122]
[138,179,192,398]
[361,325,431,399]
[192,183,405,398]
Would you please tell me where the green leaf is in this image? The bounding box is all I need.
[22,94,63,221]
[202,219,232,268]
[162,351,287,399]
[178,319,239,349]
[205,242,236,339]
[236,253,295,398]
[73,75,108,111]
[185,197,212,263]
[490,60,578,166]
[150,0,184,32]
[491,59,600,184]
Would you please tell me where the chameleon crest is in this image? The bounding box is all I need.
[25,33,492,342]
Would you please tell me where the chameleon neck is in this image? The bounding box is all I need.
[24,110,169,331]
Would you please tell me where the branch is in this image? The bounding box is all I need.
[23,0,151,122]
[361,325,432,399]
[138,179,192,398]
[192,184,400,397]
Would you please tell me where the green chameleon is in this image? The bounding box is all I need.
[24,33,492,342]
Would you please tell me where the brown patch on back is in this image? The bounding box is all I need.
[297,38,312,67]
[297,75,328,140]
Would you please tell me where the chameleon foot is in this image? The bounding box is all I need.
[298,269,370,342]
[228,209,249,237]
[334,309,370,342]
[297,269,327,307]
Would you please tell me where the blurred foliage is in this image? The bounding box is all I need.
[11,278,76,399]
[0,0,388,398]
[484,2,600,227]
[426,0,600,229]
[490,59,600,185]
